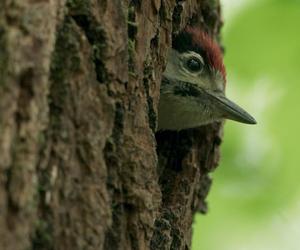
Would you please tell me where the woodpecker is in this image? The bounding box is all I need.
[158,26,256,130]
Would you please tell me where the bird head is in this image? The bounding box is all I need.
[158,26,256,130]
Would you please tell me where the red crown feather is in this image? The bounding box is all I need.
[185,26,226,82]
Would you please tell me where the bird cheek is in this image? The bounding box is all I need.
[216,75,226,92]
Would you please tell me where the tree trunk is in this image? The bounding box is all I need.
[0,0,223,249]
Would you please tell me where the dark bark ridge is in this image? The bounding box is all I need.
[0,0,223,249]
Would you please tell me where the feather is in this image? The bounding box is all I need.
[172,26,226,83]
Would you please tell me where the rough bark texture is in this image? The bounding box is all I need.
[0,0,223,250]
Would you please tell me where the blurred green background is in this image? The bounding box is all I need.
[192,0,300,249]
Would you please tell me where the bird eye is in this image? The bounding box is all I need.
[186,58,203,72]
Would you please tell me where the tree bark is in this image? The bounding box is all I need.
[0,0,223,249]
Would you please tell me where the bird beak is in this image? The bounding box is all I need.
[207,90,257,124]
